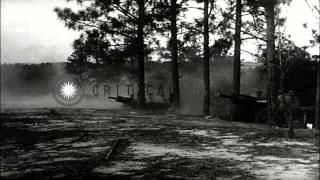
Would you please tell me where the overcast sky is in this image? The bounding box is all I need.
[1,0,79,64]
[280,0,319,55]
[1,0,319,64]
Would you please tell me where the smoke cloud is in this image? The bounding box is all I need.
[1,60,266,115]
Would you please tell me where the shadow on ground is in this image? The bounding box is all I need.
[0,108,319,179]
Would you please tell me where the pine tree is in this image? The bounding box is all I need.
[170,0,181,109]
[203,0,210,115]
[192,0,234,115]
[233,0,242,94]
[246,0,291,123]
[55,0,169,109]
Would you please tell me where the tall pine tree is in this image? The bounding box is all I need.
[170,0,181,109]
[55,0,169,109]
[233,0,242,94]
[203,0,210,115]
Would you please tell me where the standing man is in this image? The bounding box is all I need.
[287,90,299,138]
[277,90,287,127]
[278,90,299,137]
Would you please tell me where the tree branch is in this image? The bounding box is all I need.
[209,5,236,32]
[112,4,138,21]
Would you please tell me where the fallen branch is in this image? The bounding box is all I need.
[49,131,89,150]
[105,138,130,161]
[105,140,120,161]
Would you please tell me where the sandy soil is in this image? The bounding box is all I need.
[0,108,319,179]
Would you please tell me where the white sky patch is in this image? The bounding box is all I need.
[280,0,319,56]
[1,0,79,63]
[239,0,320,61]
[0,0,319,63]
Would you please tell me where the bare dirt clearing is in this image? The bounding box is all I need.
[1,108,319,179]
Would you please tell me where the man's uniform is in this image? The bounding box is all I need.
[277,91,299,127]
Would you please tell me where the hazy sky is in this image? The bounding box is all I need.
[279,0,319,55]
[1,0,79,63]
[1,0,319,64]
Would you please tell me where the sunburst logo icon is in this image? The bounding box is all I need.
[59,81,78,100]
[53,75,84,106]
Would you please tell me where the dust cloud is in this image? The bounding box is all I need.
[179,60,266,115]
[1,60,266,115]
[0,63,123,110]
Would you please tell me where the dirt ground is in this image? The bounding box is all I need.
[0,108,319,180]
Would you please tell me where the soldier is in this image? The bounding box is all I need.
[277,90,288,127]
[287,90,299,138]
[168,92,174,104]
[277,90,299,137]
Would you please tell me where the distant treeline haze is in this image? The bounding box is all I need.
[1,57,316,114]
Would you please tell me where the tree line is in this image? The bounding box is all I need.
[54,0,319,128]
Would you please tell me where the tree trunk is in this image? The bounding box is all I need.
[265,2,278,124]
[314,2,320,130]
[233,0,241,94]
[170,0,180,108]
[203,0,210,115]
[137,0,146,109]
[315,60,320,129]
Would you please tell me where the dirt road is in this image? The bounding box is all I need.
[1,108,319,179]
